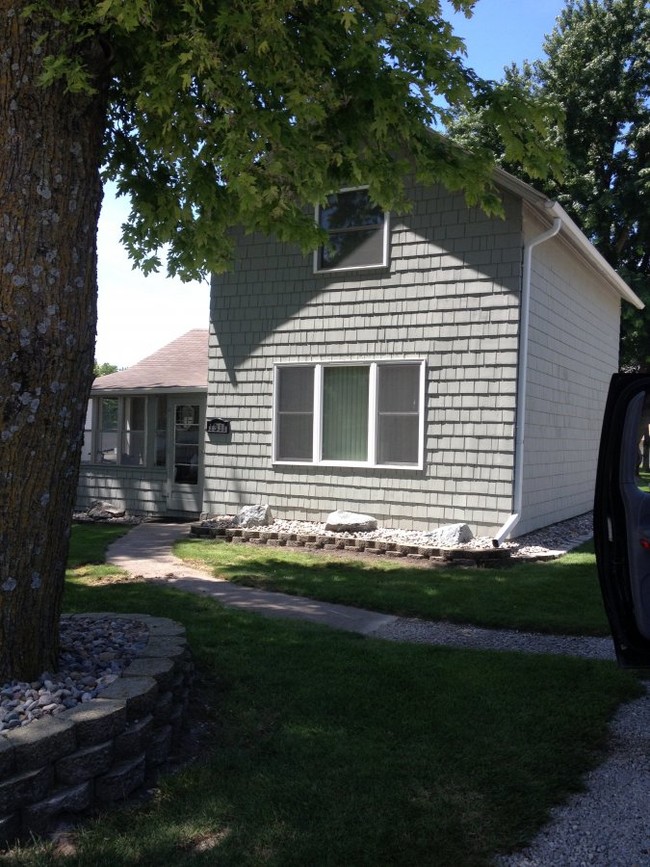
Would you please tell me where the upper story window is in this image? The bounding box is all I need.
[315,188,389,273]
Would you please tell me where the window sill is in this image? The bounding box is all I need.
[272,459,423,471]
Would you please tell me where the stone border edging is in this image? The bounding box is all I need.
[190,524,516,566]
[0,614,193,845]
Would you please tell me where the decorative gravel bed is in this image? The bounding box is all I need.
[0,617,149,733]
[193,511,595,560]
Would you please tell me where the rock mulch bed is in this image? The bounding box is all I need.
[0,618,150,733]
[193,522,509,567]
[0,615,193,845]
[191,512,594,566]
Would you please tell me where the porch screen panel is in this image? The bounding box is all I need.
[377,364,420,465]
[155,397,167,467]
[174,404,200,484]
[322,366,369,461]
[122,396,145,465]
[80,402,93,463]
[276,367,314,461]
[98,398,118,463]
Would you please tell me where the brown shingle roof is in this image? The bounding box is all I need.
[92,330,208,392]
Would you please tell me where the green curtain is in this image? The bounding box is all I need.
[322,366,369,461]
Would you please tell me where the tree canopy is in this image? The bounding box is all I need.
[1,0,562,682]
[34,0,562,280]
[93,362,119,377]
[447,0,650,369]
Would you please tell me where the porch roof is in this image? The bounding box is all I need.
[92,329,208,392]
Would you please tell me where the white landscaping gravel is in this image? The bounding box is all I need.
[493,683,650,867]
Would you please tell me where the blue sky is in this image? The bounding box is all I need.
[95,0,567,367]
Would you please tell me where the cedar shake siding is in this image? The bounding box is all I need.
[205,182,523,535]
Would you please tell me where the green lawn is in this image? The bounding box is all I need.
[175,537,610,636]
[6,524,638,866]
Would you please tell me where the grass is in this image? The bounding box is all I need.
[5,524,641,866]
[175,537,610,636]
[66,522,131,580]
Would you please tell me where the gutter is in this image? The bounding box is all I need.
[492,216,563,547]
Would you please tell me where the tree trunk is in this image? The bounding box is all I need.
[0,2,108,681]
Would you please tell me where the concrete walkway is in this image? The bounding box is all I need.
[106,521,397,635]
[106,521,615,660]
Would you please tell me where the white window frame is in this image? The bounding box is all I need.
[273,359,425,470]
[313,186,390,274]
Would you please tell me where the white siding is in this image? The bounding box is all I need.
[205,182,523,535]
[519,211,621,535]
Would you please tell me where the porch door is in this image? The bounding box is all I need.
[167,399,205,514]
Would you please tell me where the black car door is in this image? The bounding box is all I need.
[594,373,650,668]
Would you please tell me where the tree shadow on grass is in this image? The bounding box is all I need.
[176,540,610,636]
[52,579,638,867]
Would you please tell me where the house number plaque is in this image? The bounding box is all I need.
[206,418,231,435]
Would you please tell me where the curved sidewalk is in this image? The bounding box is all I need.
[106,521,396,636]
[106,521,615,661]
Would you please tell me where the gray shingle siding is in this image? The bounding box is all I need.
[76,468,168,515]
[205,182,523,535]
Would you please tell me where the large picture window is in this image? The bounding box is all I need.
[274,361,424,468]
[315,188,388,273]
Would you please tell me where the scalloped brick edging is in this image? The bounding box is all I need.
[0,614,193,844]
[190,523,515,566]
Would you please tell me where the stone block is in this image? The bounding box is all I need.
[58,699,127,747]
[23,782,93,833]
[56,741,114,785]
[124,657,175,692]
[139,637,187,660]
[168,704,184,744]
[95,754,146,803]
[113,715,154,761]
[153,691,174,724]
[100,677,158,721]
[0,736,15,777]
[140,617,186,638]
[0,766,53,814]
[6,717,76,771]
[146,725,172,768]
[0,812,20,846]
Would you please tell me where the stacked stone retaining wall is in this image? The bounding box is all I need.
[0,614,193,844]
[190,524,514,566]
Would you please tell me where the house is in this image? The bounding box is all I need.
[77,329,208,518]
[203,170,643,540]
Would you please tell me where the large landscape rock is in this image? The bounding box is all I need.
[87,501,126,520]
[423,523,474,547]
[234,504,273,528]
[324,510,378,533]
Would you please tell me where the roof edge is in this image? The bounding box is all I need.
[495,167,644,310]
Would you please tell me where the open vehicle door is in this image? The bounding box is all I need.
[594,373,650,668]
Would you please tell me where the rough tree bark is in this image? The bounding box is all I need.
[0,2,109,681]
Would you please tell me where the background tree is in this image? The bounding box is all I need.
[94,362,119,377]
[447,0,650,369]
[1,0,560,682]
